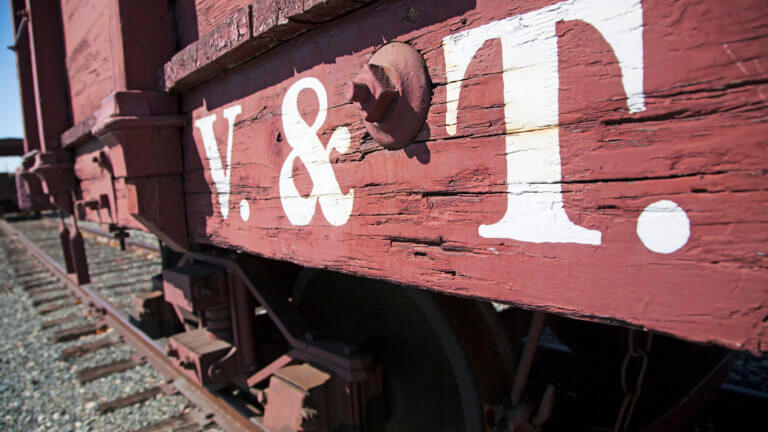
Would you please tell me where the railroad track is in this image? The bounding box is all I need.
[0,217,259,432]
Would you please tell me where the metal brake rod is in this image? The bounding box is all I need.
[185,251,372,381]
[0,220,264,432]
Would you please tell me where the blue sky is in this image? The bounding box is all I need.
[0,4,24,173]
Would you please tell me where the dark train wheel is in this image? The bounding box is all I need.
[293,270,515,432]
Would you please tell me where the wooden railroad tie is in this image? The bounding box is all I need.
[129,412,207,432]
[89,261,158,278]
[21,278,58,291]
[9,262,39,271]
[40,313,82,330]
[27,284,66,297]
[97,386,162,414]
[59,338,119,360]
[77,358,143,384]
[14,271,45,279]
[99,277,147,289]
[52,322,107,343]
[31,293,71,306]
[15,270,48,280]
[37,299,77,315]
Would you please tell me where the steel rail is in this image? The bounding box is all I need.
[0,219,263,432]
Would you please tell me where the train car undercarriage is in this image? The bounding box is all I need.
[6,0,766,429]
[121,241,733,431]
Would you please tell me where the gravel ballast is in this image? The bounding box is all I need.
[0,228,191,432]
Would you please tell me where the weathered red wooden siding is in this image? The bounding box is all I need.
[58,0,178,238]
[10,0,39,153]
[60,0,115,124]
[174,0,253,48]
[176,0,768,353]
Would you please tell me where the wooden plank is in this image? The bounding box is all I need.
[26,0,71,151]
[77,358,139,383]
[40,313,81,330]
[107,0,175,91]
[37,299,77,315]
[10,0,41,153]
[20,277,57,291]
[162,0,374,91]
[127,413,201,432]
[26,285,66,297]
[97,386,162,413]
[31,293,71,306]
[13,268,46,278]
[90,276,148,291]
[176,0,768,353]
[52,322,107,342]
[59,0,114,123]
[59,337,119,360]
[176,0,254,47]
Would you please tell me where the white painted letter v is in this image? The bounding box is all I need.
[194,105,242,220]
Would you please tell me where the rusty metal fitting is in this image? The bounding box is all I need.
[345,64,398,123]
[345,81,370,103]
[345,42,432,150]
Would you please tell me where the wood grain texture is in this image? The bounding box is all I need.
[66,90,186,237]
[11,0,41,153]
[60,0,114,124]
[52,322,107,343]
[108,0,175,91]
[171,0,255,56]
[59,337,118,360]
[177,0,768,353]
[96,386,162,414]
[77,358,139,383]
[163,0,375,91]
[26,0,71,152]
[191,0,253,42]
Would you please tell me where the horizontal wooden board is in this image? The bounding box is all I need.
[178,0,768,353]
[174,0,254,49]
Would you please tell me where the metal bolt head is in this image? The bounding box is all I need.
[345,63,398,123]
[344,81,370,103]
[344,42,432,150]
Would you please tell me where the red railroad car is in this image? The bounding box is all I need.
[9,0,767,430]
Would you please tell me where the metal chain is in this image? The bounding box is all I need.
[614,329,653,432]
